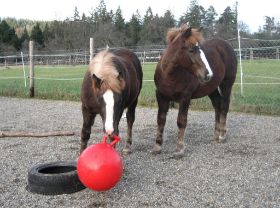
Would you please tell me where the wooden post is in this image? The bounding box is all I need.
[276,48,279,61]
[90,38,94,61]
[84,50,87,65]
[250,48,253,62]
[29,41,34,97]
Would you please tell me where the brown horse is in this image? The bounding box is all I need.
[80,48,142,154]
[153,24,237,157]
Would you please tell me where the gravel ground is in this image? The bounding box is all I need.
[0,96,279,208]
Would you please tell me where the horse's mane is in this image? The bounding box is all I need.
[89,50,122,93]
[166,24,204,46]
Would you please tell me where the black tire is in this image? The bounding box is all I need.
[27,161,86,195]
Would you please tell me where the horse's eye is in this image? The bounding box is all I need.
[189,46,200,54]
[188,48,195,53]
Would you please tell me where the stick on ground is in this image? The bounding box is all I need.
[0,131,75,138]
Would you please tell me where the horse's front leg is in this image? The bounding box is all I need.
[122,100,137,155]
[152,91,170,154]
[80,107,96,154]
[174,98,191,158]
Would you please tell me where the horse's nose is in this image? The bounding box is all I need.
[205,73,212,81]
[106,128,114,136]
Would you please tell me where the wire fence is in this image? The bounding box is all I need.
[0,38,280,115]
[1,38,280,66]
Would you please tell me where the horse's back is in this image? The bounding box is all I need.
[81,48,142,111]
[112,48,143,84]
[112,48,143,104]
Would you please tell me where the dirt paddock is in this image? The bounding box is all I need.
[0,97,279,207]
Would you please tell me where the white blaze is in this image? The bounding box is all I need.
[103,89,114,135]
[200,49,213,78]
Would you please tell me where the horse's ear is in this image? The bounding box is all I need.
[92,74,101,89]
[182,27,192,39]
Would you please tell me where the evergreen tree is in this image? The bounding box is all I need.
[203,6,217,37]
[73,6,80,21]
[21,26,29,41]
[161,10,176,28]
[96,0,111,23]
[140,7,154,44]
[0,20,21,50]
[0,20,13,43]
[30,23,44,48]
[42,23,52,42]
[216,6,237,39]
[19,26,29,50]
[179,0,205,27]
[263,16,276,37]
[10,27,21,50]
[114,6,125,31]
[81,13,87,22]
[127,10,142,46]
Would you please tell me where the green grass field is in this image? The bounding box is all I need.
[0,60,279,115]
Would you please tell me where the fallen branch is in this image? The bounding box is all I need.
[0,131,75,138]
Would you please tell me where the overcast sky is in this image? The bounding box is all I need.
[1,0,279,32]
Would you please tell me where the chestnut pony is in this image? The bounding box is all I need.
[153,25,237,157]
[80,48,142,154]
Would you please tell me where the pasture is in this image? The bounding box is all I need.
[0,60,279,115]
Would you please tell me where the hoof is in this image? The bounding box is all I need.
[152,144,162,155]
[217,136,226,143]
[122,147,132,155]
[214,136,226,143]
[173,146,185,158]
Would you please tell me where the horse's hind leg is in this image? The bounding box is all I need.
[80,106,96,153]
[122,99,138,155]
[152,91,170,154]
[209,83,233,143]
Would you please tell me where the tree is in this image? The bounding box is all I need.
[179,0,205,27]
[94,0,112,23]
[30,23,44,48]
[263,16,276,37]
[73,6,80,21]
[42,23,52,43]
[0,20,21,50]
[216,6,237,39]
[127,10,142,46]
[10,27,21,50]
[162,10,176,29]
[0,20,13,43]
[21,26,29,41]
[114,7,125,31]
[81,13,87,22]
[19,26,29,50]
[139,7,155,44]
[203,6,217,37]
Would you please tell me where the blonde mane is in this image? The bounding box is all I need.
[89,50,122,93]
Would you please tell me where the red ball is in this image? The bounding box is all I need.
[77,135,123,191]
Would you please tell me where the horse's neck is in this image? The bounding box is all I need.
[160,60,176,75]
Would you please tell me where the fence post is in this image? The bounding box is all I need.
[84,50,87,65]
[90,38,94,61]
[250,48,253,62]
[29,41,34,97]
[276,48,279,61]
